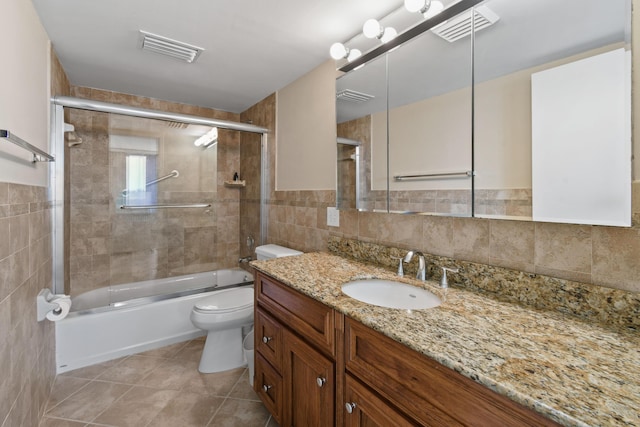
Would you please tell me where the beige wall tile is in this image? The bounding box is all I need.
[592,226,640,292]
[489,219,535,273]
[534,222,592,275]
[422,216,455,258]
[453,217,491,263]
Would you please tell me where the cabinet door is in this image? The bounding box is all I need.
[256,353,283,425]
[283,329,335,427]
[344,374,418,427]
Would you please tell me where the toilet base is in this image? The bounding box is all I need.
[198,327,246,373]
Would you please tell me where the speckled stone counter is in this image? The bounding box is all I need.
[251,252,640,427]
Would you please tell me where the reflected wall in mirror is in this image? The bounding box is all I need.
[336,54,388,212]
[474,0,631,223]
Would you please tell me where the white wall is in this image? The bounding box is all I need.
[276,60,337,190]
[0,0,51,186]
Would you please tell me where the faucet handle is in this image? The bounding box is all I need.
[391,256,404,277]
[440,267,459,288]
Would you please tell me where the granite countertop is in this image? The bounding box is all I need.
[251,252,640,427]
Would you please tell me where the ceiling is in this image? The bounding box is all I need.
[31,0,406,113]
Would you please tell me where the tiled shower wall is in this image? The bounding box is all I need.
[66,87,246,297]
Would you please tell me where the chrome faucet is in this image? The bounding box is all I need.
[404,250,426,281]
[238,255,252,264]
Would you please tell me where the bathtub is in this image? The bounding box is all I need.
[55,269,253,373]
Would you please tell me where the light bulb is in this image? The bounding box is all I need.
[424,1,443,19]
[380,27,397,44]
[404,0,428,13]
[363,19,383,39]
[330,42,348,60]
[346,48,362,63]
[194,127,218,147]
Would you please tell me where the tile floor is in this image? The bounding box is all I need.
[39,338,279,427]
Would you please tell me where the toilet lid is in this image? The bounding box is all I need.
[194,287,254,313]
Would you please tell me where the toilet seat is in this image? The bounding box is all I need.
[193,287,253,314]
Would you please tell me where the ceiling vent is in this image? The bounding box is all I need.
[164,121,189,129]
[336,89,375,103]
[431,5,500,43]
[139,30,204,63]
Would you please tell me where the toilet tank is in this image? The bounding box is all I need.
[255,244,303,260]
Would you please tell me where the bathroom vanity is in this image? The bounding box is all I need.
[251,252,640,427]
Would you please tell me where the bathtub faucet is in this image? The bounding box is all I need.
[238,256,252,264]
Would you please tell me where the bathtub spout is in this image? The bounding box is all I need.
[238,256,252,263]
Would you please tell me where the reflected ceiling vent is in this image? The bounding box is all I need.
[336,89,375,103]
[139,30,204,63]
[164,121,189,129]
[431,5,500,43]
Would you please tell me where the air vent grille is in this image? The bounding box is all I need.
[336,89,375,103]
[431,5,499,43]
[165,121,189,129]
[139,30,204,63]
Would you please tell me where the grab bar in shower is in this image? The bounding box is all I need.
[0,129,55,163]
[120,203,212,210]
[146,170,179,186]
[393,171,473,181]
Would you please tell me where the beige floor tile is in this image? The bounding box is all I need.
[39,416,87,427]
[145,391,225,427]
[137,341,190,359]
[46,380,131,422]
[45,376,92,410]
[228,370,260,401]
[141,358,200,390]
[207,399,270,427]
[172,340,206,363]
[181,367,246,397]
[96,355,165,384]
[60,357,124,380]
[91,386,179,427]
[266,416,280,427]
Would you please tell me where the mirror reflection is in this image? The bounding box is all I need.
[336,0,631,226]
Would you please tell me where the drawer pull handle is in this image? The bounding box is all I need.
[262,384,272,393]
[262,336,272,343]
[345,402,357,414]
[316,377,326,387]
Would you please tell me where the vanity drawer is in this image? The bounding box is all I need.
[345,318,559,427]
[255,271,335,357]
[255,307,283,372]
[255,352,283,425]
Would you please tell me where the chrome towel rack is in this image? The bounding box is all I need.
[393,171,473,181]
[0,129,55,163]
[120,203,212,210]
[146,170,179,186]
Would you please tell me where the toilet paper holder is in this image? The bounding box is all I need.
[37,289,71,321]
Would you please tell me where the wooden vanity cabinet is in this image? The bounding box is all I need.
[254,271,559,427]
[344,318,560,427]
[255,271,341,427]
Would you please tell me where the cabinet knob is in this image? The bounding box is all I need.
[262,336,272,343]
[316,377,326,387]
[262,384,272,393]
[345,402,357,414]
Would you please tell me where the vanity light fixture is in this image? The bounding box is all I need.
[194,127,218,148]
[404,0,444,19]
[329,42,362,62]
[362,19,397,43]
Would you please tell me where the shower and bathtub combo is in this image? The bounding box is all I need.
[56,244,301,374]
[48,96,302,379]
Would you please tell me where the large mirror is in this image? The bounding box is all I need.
[336,0,632,226]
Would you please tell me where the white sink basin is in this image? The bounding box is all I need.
[341,279,441,310]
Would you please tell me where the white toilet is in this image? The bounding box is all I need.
[190,287,255,373]
[190,244,302,374]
